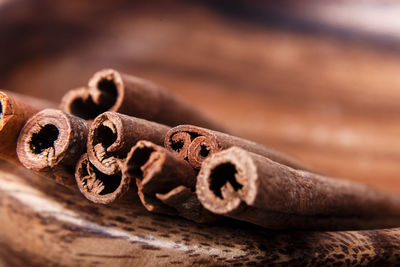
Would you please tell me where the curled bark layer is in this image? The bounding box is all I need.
[61,69,224,130]
[122,140,216,222]
[0,91,39,164]
[87,112,170,175]
[60,87,107,120]
[17,109,88,187]
[196,146,400,230]
[75,153,132,204]
[165,125,309,170]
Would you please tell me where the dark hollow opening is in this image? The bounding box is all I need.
[209,163,243,199]
[127,146,154,178]
[94,124,117,149]
[171,139,184,152]
[188,132,200,141]
[96,78,118,109]
[79,159,90,178]
[70,97,108,120]
[200,145,210,157]
[94,170,121,195]
[29,124,59,154]
[0,101,3,115]
[82,160,121,195]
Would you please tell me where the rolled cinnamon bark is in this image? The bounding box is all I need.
[61,69,223,131]
[196,147,400,230]
[75,153,129,204]
[0,91,39,164]
[122,140,216,222]
[17,109,88,187]
[165,125,309,170]
[87,112,170,175]
[156,186,218,223]
[60,87,107,120]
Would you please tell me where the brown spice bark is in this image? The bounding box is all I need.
[60,69,224,130]
[0,91,39,164]
[60,87,107,120]
[165,125,309,170]
[87,112,170,175]
[122,140,216,222]
[196,146,400,230]
[16,109,88,188]
[75,153,133,204]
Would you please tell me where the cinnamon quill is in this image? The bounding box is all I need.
[196,147,400,230]
[87,112,170,176]
[17,109,88,188]
[165,125,309,170]
[75,153,134,204]
[122,140,216,222]
[0,91,38,164]
[61,69,224,131]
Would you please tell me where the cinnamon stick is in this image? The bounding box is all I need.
[75,153,134,204]
[87,112,170,175]
[61,69,224,131]
[122,140,216,222]
[196,147,400,230]
[156,186,218,223]
[0,91,38,164]
[60,87,106,120]
[16,109,88,187]
[165,125,309,170]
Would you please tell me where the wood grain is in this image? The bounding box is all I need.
[0,160,399,266]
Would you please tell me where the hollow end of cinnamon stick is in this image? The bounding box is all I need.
[123,141,165,194]
[164,125,220,168]
[123,140,196,195]
[88,112,170,176]
[87,112,124,175]
[123,140,206,220]
[196,147,259,215]
[60,69,132,120]
[75,153,130,204]
[88,68,123,111]
[0,91,39,164]
[60,87,108,120]
[16,109,88,186]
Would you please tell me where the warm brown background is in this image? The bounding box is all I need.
[2,1,400,193]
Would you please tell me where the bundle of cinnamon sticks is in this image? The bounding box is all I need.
[2,69,400,234]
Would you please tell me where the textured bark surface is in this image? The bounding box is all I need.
[165,125,309,170]
[0,91,39,164]
[87,112,170,175]
[75,153,132,204]
[0,160,399,266]
[197,147,400,230]
[61,69,224,131]
[122,140,214,223]
[16,109,88,188]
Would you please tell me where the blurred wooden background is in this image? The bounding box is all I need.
[1,0,400,194]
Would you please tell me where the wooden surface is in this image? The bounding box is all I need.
[0,160,399,266]
[1,1,400,265]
